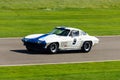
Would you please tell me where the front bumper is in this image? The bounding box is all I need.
[25,41,45,48]
[22,37,47,51]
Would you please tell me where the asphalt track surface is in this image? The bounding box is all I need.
[0,36,120,66]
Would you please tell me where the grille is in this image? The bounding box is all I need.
[24,42,45,49]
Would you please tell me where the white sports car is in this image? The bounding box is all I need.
[22,27,99,53]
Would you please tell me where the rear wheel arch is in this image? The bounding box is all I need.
[81,41,93,53]
[82,41,93,46]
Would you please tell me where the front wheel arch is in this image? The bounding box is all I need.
[47,42,59,53]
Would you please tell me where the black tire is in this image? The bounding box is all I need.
[81,41,92,53]
[47,43,58,54]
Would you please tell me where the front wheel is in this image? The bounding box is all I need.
[47,43,59,54]
[81,41,92,53]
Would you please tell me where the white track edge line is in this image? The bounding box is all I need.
[0,60,120,67]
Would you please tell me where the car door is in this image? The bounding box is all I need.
[67,30,82,50]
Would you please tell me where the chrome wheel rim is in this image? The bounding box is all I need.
[50,43,57,53]
[84,42,91,51]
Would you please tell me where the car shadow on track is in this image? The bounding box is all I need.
[10,49,84,55]
[11,50,50,55]
[10,50,29,54]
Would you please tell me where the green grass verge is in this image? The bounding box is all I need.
[0,0,120,9]
[0,0,120,37]
[0,61,120,80]
[0,8,120,37]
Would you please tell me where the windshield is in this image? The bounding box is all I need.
[50,28,70,36]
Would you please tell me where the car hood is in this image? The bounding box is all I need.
[24,34,61,43]
[25,34,47,39]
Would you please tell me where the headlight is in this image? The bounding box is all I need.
[22,38,29,42]
[37,40,42,44]
[37,40,46,44]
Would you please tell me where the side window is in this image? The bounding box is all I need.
[81,31,87,35]
[70,30,79,37]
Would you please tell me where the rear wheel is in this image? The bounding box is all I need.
[47,43,59,54]
[81,41,92,53]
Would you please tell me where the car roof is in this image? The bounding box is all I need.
[56,26,82,31]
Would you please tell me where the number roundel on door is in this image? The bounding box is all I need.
[73,38,77,45]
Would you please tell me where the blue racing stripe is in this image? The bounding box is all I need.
[27,34,50,43]
[37,34,49,39]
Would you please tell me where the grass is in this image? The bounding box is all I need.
[0,8,120,37]
[0,61,120,80]
[0,0,120,37]
[0,0,120,9]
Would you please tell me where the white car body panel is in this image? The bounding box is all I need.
[25,34,43,39]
